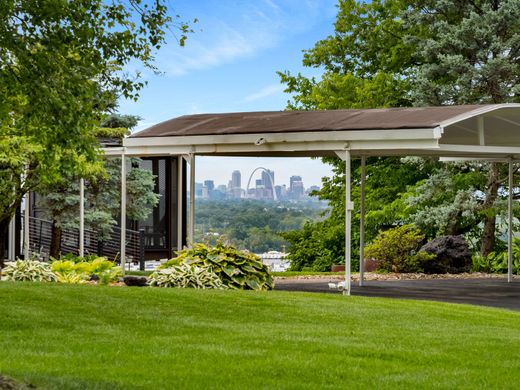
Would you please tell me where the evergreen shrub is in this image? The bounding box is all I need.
[364,224,435,273]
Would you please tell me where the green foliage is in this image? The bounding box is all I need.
[38,156,160,245]
[405,0,520,105]
[472,238,520,274]
[161,243,274,290]
[364,225,435,273]
[149,264,225,289]
[1,260,56,282]
[195,200,326,253]
[0,0,192,259]
[51,256,121,285]
[282,220,347,272]
[277,0,520,263]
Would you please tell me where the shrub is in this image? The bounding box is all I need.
[51,257,121,285]
[160,243,274,290]
[472,240,520,274]
[364,224,435,273]
[149,264,225,289]
[1,260,57,282]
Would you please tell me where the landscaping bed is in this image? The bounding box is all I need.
[274,272,513,281]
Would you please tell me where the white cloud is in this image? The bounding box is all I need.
[156,0,336,77]
[244,84,285,102]
[162,23,264,76]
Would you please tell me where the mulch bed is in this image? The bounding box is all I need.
[275,272,514,281]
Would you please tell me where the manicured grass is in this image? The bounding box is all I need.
[1,283,520,389]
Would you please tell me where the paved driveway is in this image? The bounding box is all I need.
[275,277,520,311]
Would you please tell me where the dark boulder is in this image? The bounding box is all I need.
[419,235,472,274]
[123,275,148,287]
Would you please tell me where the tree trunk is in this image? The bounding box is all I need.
[50,221,62,259]
[480,163,500,257]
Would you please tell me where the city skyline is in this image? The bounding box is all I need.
[195,156,332,188]
[196,166,320,201]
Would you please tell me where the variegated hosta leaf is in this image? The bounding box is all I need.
[158,243,274,290]
[1,260,57,282]
[148,264,225,289]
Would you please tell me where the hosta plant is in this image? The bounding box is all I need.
[160,243,274,290]
[51,257,121,285]
[149,263,225,289]
[1,260,57,282]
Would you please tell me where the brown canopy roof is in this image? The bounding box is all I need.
[131,105,482,138]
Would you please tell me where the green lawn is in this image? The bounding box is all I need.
[1,283,519,389]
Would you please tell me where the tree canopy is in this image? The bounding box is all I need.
[0,0,192,261]
[279,0,520,270]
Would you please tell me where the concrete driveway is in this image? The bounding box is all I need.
[275,277,520,311]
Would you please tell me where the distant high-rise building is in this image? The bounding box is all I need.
[195,182,203,198]
[262,169,274,189]
[204,180,214,192]
[231,170,241,189]
[289,175,304,199]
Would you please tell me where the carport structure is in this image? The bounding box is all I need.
[113,104,520,294]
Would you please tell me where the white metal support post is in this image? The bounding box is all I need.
[8,216,15,260]
[23,191,30,260]
[79,178,85,257]
[508,159,513,283]
[344,149,353,296]
[188,154,195,246]
[359,156,366,287]
[177,156,184,251]
[120,153,127,272]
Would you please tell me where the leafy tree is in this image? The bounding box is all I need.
[194,200,326,253]
[0,0,192,263]
[279,0,520,269]
[37,115,159,258]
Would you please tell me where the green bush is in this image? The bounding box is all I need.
[51,256,121,285]
[472,239,520,274]
[149,264,225,289]
[160,243,274,290]
[364,224,435,273]
[1,260,57,282]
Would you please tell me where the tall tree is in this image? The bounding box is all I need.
[38,115,159,258]
[0,1,192,263]
[279,0,520,269]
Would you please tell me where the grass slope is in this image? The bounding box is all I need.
[1,283,519,389]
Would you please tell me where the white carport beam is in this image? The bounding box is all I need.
[508,159,513,283]
[344,149,353,296]
[8,215,15,261]
[177,157,184,250]
[189,154,196,246]
[79,178,85,258]
[359,156,366,287]
[23,191,29,260]
[120,153,127,272]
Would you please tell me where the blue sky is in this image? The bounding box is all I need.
[119,0,338,188]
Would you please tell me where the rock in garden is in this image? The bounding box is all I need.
[419,235,472,274]
[123,275,148,287]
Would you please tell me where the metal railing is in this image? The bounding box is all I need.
[23,216,145,267]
